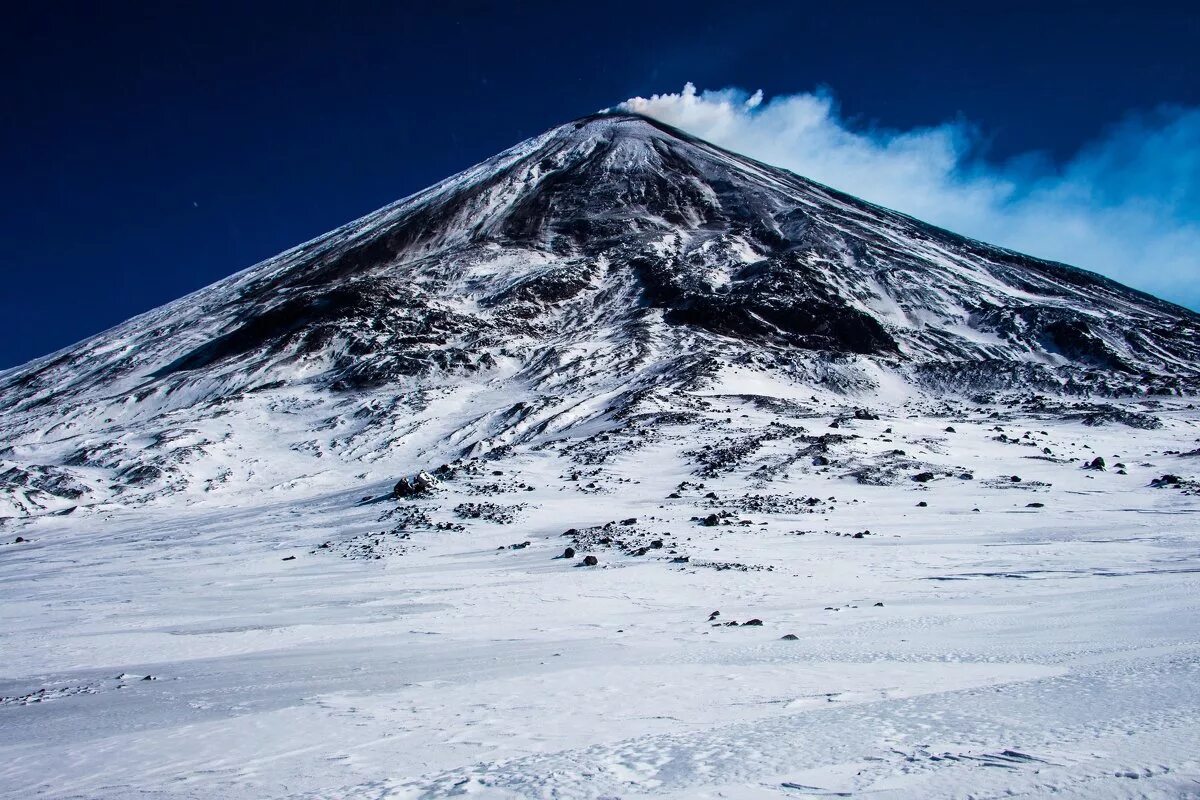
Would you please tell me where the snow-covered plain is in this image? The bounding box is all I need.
[3,381,1199,799]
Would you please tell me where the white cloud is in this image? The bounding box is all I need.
[618,84,1200,310]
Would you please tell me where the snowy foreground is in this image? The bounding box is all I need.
[3,387,1200,800]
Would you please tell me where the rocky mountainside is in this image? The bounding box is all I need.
[2,112,1198,515]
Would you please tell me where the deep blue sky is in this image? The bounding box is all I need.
[3,1,1198,368]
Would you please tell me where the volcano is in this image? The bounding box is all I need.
[3,112,1200,800]
[3,112,1198,513]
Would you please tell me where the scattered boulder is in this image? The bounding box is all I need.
[916,501,928,507]
[912,471,935,483]
[873,602,884,607]
[1085,456,1106,471]
[780,633,799,640]
[118,464,163,487]
[1026,502,1044,508]
[281,555,296,561]
[392,470,439,498]
[562,547,576,559]
[742,618,764,626]
[582,555,599,566]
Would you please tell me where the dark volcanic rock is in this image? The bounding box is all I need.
[393,470,439,498]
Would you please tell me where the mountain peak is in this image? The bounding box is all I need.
[558,110,689,139]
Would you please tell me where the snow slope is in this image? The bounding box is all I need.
[3,395,1199,799]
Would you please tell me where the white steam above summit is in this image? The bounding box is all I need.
[618,83,1200,309]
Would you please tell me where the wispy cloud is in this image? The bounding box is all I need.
[619,83,1200,310]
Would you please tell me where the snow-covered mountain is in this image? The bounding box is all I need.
[3,112,1200,800]
[2,112,1197,516]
